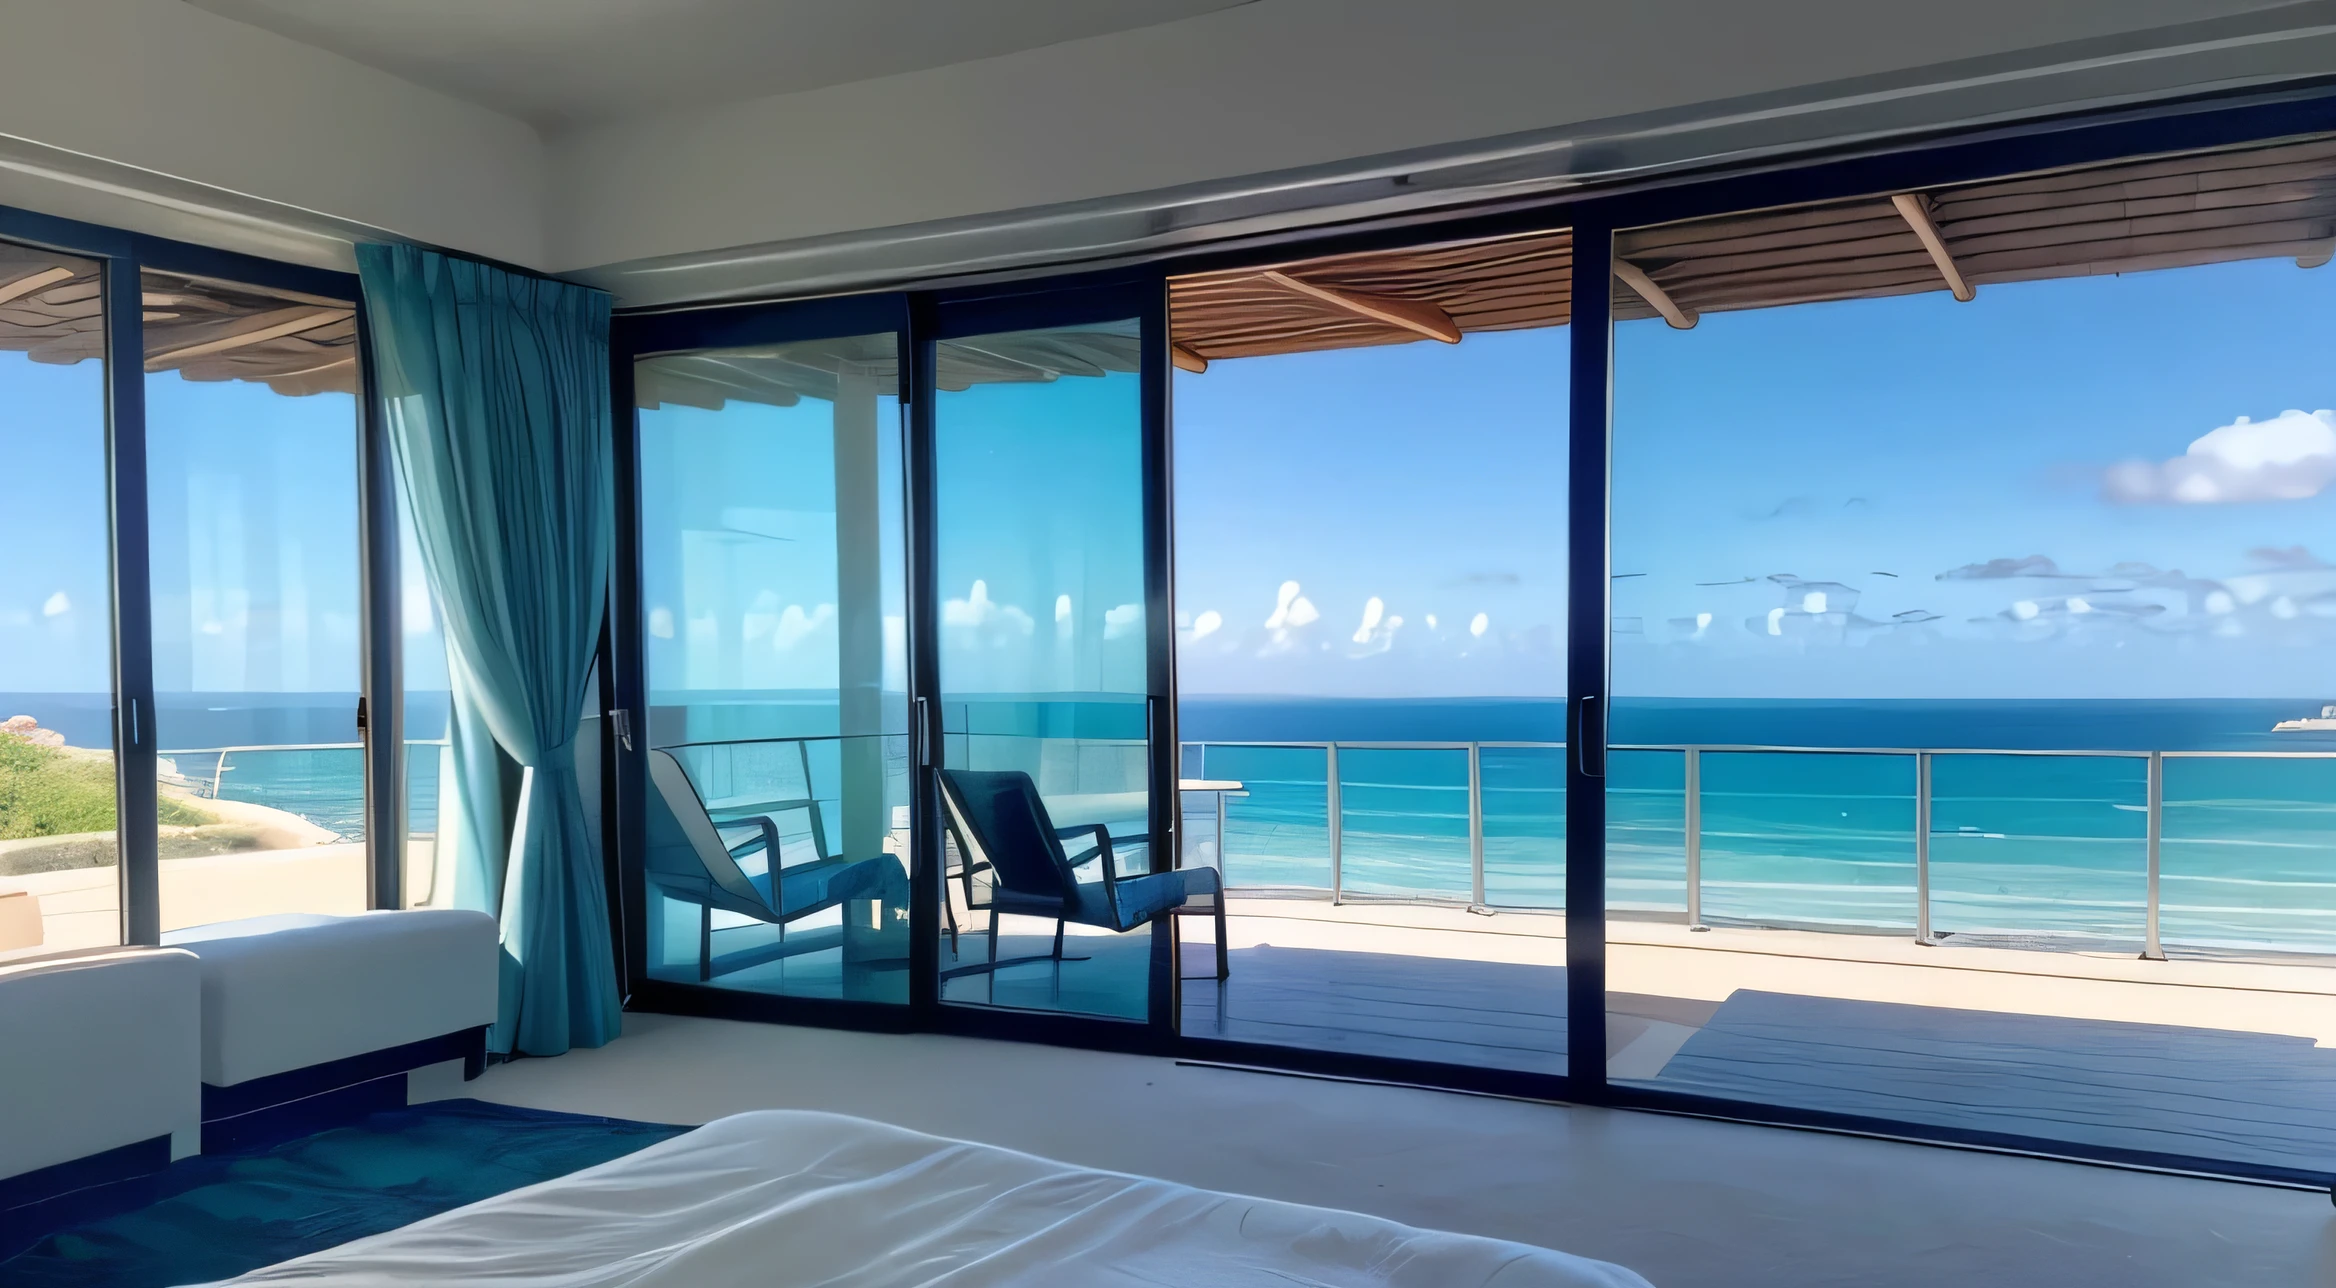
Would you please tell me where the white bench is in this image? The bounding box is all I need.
[164,910,499,1150]
[0,947,201,1216]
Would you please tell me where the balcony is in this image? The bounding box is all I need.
[1176,739,2336,1179]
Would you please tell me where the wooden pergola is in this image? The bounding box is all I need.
[0,247,356,396]
[634,325,1143,409]
[1169,135,2336,366]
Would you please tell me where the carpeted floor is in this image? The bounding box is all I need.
[0,1098,686,1287]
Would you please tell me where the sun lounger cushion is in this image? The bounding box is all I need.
[164,910,498,1087]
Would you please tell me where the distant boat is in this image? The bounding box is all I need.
[2273,704,2336,732]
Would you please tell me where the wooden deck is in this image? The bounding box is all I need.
[1179,939,2336,1178]
[1180,944,1566,1074]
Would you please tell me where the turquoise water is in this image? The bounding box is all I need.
[1183,697,2336,956]
[54,688,2336,956]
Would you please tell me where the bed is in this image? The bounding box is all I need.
[201,1109,1651,1287]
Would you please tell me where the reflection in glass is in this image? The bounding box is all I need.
[933,322,1154,1020]
[636,334,911,1002]
[143,270,367,933]
[0,245,118,960]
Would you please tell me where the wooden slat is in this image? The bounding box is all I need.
[1173,136,2336,358]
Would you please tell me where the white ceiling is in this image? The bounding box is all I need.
[184,0,1254,130]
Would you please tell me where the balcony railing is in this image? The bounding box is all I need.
[1179,740,2336,960]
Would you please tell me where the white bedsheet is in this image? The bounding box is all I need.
[204,1110,1651,1287]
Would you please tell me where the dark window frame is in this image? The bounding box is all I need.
[599,80,2336,1190]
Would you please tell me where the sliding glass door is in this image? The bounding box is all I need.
[0,244,118,962]
[929,293,1174,1024]
[1595,134,2336,1182]
[632,323,913,1004]
[141,271,367,932]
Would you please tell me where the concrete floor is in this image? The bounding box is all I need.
[415,1011,2336,1288]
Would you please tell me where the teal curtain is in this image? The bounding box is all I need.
[357,244,619,1057]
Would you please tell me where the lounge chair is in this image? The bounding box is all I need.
[938,767,1227,981]
[647,747,908,981]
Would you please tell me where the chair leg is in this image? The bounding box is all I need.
[1215,898,1229,980]
[699,904,713,983]
[987,910,1001,965]
[1052,919,1067,961]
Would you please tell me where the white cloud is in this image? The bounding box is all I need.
[1190,610,1223,640]
[1103,603,1142,639]
[1469,612,1489,638]
[1352,596,1385,644]
[40,591,68,617]
[943,580,1034,638]
[647,606,675,639]
[1055,594,1072,623]
[2105,409,2336,504]
[773,603,835,650]
[1264,581,1318,629]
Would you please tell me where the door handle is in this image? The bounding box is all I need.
[1573,694,1606,779]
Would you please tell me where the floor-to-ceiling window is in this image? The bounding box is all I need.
[1168,232,1572,1072]
[142,272,367,932]
[1600,136,2336,1178]
[930,319,1160,1022]
[0,245,118,961]
[635,333,912,1002]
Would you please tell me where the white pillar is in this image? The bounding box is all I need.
[834,367,887,862]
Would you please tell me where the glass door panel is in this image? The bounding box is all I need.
[1602,135,2336,1179]
[142,270,367,933]
[636,333,912,1003]
[1167,231,1571,1072]
[933,320,1156,1021]
[0,245,117,961]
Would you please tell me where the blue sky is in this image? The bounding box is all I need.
[0,353,110,698]
[0,359,360,707]
[11,253,2335,717]
[1176,254,2336,701]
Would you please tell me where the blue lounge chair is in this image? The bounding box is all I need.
[648,747,907,981]
[938,767,1227,980]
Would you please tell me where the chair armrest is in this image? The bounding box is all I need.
[1056,823,1120,886]
[722,815,785,867]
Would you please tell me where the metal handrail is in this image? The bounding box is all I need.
[1179,737,2336,951]
[159,738,453,803]
[657,731,907,750]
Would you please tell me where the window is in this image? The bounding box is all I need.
[0,245,116,961]
[931,320,1155,1021]
[1168,232,1571,1069]
[142,271,366,932]
[1603,136,2336,1177]
[636,334,912,1003]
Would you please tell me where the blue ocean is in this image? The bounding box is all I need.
[1179,696,2336,956]
[0,691,424,843]
[11,689,2334,954]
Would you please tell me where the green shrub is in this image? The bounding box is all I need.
[0,736,210,840]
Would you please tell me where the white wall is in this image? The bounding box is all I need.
[0,0,545,269]
[544,0,2309,272]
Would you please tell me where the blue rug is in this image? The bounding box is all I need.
[0,1098,687,1287]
